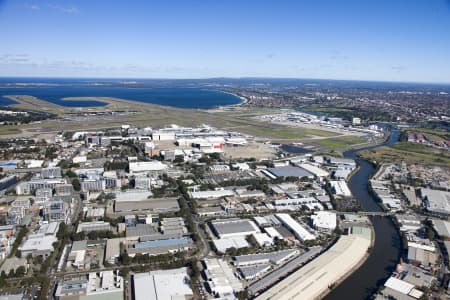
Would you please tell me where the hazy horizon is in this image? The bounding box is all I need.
[1,75,450,86]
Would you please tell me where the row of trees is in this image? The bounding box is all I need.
[9,226,28,258]
[0,109,56,124]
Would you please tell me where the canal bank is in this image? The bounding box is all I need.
[324,128,402,300]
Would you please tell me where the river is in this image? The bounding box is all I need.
[324,128,402,299]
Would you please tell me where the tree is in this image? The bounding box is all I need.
[37,277,50,300]
[9,227,28,258]
[120,252,131,265]
[426,226,435,241]
[71,231,85,241]
[173,155,184,164]
[72,178,81,191]
[121,184,131,191]
[0,275,7,289]
[33,255,43,265]
[237,290,249,300]
[45,146,58,159]
[15,266,26,277]
[226,247,238,256]
[65,170,77,178]
[187,259,200,279]
[87,231,99,240]
[40,255,53,274]
[121,267,130,277]
[246,235,260,249]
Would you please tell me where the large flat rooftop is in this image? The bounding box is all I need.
[133,268,193,300]
[265,166,313,178]
[210,218,260,238]
[234,249,299,266]
[114,197,179,214]
[422,188,450,214]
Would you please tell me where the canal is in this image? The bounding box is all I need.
[325,128,402,299]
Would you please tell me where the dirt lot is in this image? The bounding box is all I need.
[222,141,276,159]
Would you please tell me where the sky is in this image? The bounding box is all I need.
[0,0,450,83]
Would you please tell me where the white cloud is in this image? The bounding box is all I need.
[0,54,31,63]
[48,4,80,14]
[25,3,41,11]
[391,65,407,71]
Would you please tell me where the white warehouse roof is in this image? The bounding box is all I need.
[311,211,337,231]
[252,233,273,247]
[129,161,168,173]
[189,189,235,199]
[384,277,414,295]
[133,267,193,300]
[264,227,282,240]
[330,180,352,197]
[275,213,315,241]
[213,237,249,253]
[297,163,330,178]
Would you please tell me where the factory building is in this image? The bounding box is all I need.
[189,189,235,199]
[421,188,450,215]
[133,268,193,300]
[311,211,337,232]
[275,213,315,242]
[210,218,260,239]
[0,175,17,191]
[76,221,111,233]
[81,179,106,192]
[129,161,168,175]
[263,166,314,179]
[330,180,352,197]
[296,163,330,179]
[203,258,243,298]
[40,167,62,179]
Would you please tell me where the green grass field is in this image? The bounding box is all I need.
[0,126,21,135]
[315,136,366,150]
[236,126,336,140]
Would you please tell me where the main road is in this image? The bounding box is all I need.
[325,127,402,299]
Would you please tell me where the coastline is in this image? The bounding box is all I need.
[216,90,249,108]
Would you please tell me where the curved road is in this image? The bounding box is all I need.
[325,128,402,299]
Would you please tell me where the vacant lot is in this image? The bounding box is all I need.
[403,127,450,141]
[360,142,450,166]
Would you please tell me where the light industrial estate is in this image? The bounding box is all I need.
[0,121,378,300]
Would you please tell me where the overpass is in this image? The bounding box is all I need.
[331,210,394,217]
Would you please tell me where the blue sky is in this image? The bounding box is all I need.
[1,0,450,82]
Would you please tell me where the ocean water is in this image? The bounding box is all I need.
[0,80,241,108]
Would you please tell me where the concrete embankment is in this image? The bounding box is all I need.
[255,233,372,300]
